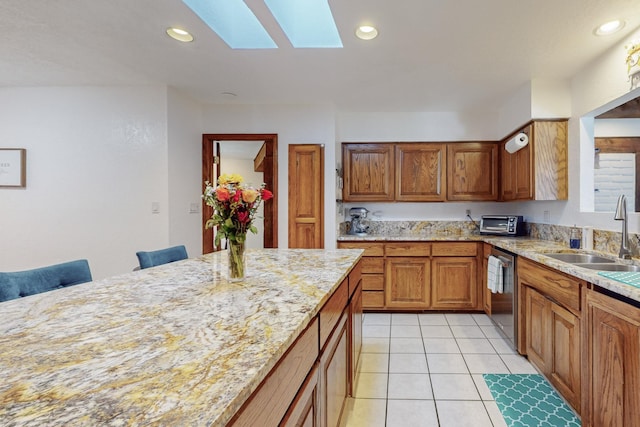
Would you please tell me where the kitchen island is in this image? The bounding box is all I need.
[0,249,363,426]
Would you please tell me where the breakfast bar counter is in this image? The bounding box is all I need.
[0,249,363,426]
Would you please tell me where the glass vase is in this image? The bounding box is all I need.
[227,240,246,282]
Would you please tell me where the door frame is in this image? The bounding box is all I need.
[202,134,278,253]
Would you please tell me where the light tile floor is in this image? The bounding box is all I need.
[341,312,539,427]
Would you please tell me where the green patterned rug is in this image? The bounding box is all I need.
[483,374,581,427]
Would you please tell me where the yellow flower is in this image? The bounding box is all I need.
[242,188,259,203]
[218,173,244,185]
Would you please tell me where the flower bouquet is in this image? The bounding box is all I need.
[203,173,273,280]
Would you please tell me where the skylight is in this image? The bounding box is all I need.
[182,0,277,49]
[264,0,342,48]
[182,0,342,49]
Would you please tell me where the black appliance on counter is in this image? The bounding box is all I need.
[480,215,526,236]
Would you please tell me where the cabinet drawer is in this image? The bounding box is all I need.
[230,318,319,426]
[362,291,384,308]
[518,258,582,313]
[320,278,349,348]
[338,242,384,257]
[432,242,478,257]
[385,242,431,257]
[361,257,384,274]
[362,274,384,291]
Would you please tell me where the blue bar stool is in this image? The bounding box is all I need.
[136,245,188,269]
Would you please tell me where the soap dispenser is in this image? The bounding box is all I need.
[569,226,581,249]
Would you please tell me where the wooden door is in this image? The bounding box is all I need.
[500,141,515,201]
[202,134,278,254]
[385,258,430,309]
[320,312,349,427]
[446,142,498,201]
[288,144,324,248]
[395,143,446,201]
[525,286,551,373]
[514,125,533,200]
[583,289,640,427]
[431,257,477,309]
[342,143,394,201]
[549,301,581,412]
[349,281,362,396]
[280,364,320,427]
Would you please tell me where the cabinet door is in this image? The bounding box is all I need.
[431,257,477,309]
[525,286,551,373]
[320,312,349,427]
[349,281,362,396]
[500,141,515,201]
[549,301,581,412]
[280,364,320,427]
[342,143,394,201]
[513,126,533,200]
[447,142,498,201]
[395,143,446,201]
[583,289,640,427]
[385,257,430,309]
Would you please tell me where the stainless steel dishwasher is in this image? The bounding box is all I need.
[488,247,517,350]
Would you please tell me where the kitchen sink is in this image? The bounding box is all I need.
[575,263,640,272]
[543,253,615,263]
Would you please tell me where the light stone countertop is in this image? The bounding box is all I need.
[0,249,363,427]
[339,233,640,303]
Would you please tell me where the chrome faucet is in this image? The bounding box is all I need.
[614,194,632,259]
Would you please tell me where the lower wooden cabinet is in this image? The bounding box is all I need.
[385,257,431,309]
[518,258,582,413]
[280,364,320,427]
[431,256,478,309]
[320,312,349,427]
[339,241,481,311]
[349,281,363,396]
[582,288,640,427]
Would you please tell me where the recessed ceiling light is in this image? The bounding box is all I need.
[356,25,378,40]
[166,27,194,42]
[594,20,625,36]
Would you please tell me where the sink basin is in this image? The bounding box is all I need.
[576,263,640,272]
[544,253,615,264]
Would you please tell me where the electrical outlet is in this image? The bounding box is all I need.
[465,209,471,216]
[543,210,550,222]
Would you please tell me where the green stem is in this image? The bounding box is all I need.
[228,240,245,279]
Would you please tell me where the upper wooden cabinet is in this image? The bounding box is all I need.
[342,143,394,201]
[395,143,446,201]
[342,142,498,202]
[447,142,498,201]
[501,120,568,201]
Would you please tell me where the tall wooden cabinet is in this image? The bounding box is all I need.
[342,143,394,201]
[582,288,640,427]
[501,120,568,201]
[288,144,324,248]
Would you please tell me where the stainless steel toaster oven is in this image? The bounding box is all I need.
[480,215,526,236]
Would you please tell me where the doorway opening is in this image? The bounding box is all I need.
[202,134,278,254]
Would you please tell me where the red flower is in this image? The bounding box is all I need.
[232,190,241,203]
[216,187,230,201]
[237,211,250,223]
[261,189,273,201]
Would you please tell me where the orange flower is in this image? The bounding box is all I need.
[242,189,259,203]
[216,187,230,201]
[261,189,273,201]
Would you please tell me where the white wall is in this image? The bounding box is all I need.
[1,86,170,279]
[167,87,204,259]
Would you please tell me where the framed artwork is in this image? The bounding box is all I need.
[0,149,26,188]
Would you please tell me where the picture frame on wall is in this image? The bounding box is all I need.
[0,148,26,188]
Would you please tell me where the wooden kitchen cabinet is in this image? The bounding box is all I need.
[582,288,640,427]
[431,242,479,310]
[447,142,498,201]
[482,243,492,314]
[337,242,384,309]
[342,143,394,202]
[518,258,582,413]
[280,364,320,427]
[385,257,431,309]
[395,143,446,201]
[320,311,349,427]
[500,120,568,201]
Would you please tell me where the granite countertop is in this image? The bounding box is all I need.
[339,232,640,303]
[0,249,363,427]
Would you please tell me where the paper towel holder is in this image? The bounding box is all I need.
[505,132,529,154]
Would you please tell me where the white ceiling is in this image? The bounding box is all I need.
[2,0,640,112]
